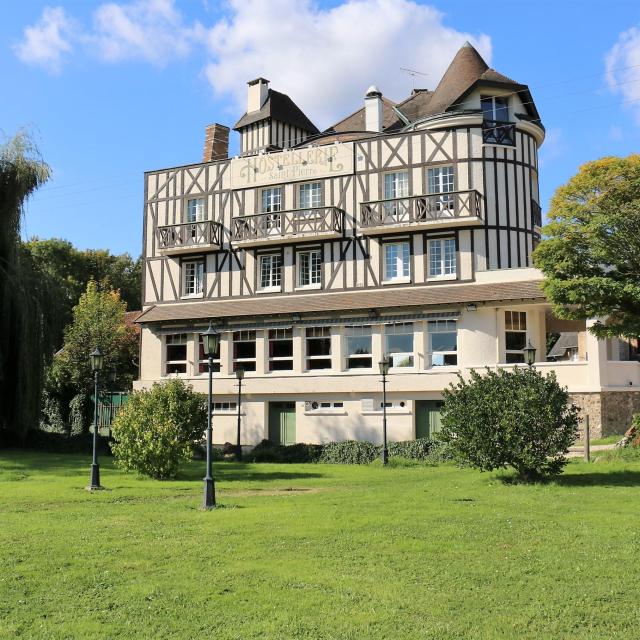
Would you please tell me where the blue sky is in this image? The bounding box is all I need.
[2,0,640,257]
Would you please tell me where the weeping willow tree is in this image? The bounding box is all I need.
[0,132,53,445]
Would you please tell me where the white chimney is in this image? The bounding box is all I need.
[247,77,269,113]
[365,85,383,133]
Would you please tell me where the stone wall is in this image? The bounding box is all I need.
[569,391,640,439]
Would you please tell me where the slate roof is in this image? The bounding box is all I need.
[328,96,399,133]
[233,89,320,134]
[137,280,545,324]
[547,332,579,359]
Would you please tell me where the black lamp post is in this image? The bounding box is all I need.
[235,368,245,461]
[201,322,219,510]
[379,356,390,465]
[524,340,537,367]
[88,347,104,491]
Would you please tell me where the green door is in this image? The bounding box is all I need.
[268,402,296,445]
[415,400,444,438]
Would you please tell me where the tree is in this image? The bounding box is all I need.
[533,155,640,338]
[0,133,53,444]
[439,367,580,481]
[111,379,206,480]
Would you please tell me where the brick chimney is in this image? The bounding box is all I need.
[203,123,230,162]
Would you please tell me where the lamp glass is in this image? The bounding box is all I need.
[524,340,536,366]
[235,367,245,381]
[201,322,219,357]
[90,348,104,372]
[379,358,390,375]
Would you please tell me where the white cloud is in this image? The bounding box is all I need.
[204,0,491,127]
[91,0,201,65]
[606,26,640,122]
[13,6,76,73]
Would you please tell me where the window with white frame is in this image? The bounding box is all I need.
[262,187,282,212]
[185,197,205,223]
[427,320,457,367]
[481,95,509,122]
[165,333,187,375]
[383,171,409,219]
[306,326,331,370]
[298,249,322,287]
[384,241,410,281]
[428,238,456,279]
[298,182,321,209]
[197,333,221,374]
[345,325,372,369]
[505,311,527,363]
[259,253,282,289]
[233,331,256,372]
[183,260,204,296]
[427,166,455,212]
[385,322,414,368]
[306,401,344,412]
[269,328,293,371]
[212,402,237,413]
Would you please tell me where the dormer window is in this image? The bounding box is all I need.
[481,95,515,145]
[481,95,509,122]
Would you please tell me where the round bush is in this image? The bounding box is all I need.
[111,379,206,479]
[319,440,380,464]
[439,367,580,481]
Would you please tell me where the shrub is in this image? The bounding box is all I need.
[439,367,580,481]
[319,440,380,464]
[69,393,87,436]
[631,414,640,448]
[388,438,433,461]
[111,379,206,479]
[244,440,323,463]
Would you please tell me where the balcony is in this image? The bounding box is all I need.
[232,206,345,247]
[482,119,516,145]
[157,220,222,255]
[532,199,542,227]
[360,190,483,234]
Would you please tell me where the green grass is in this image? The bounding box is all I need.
[579,434,624,446]
[1,451,639,639]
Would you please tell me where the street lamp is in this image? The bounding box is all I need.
[87,347,104,491]
[235,368,245,461]
[201,321,219,510]
[379,356,390,465]
[524,340,537,367]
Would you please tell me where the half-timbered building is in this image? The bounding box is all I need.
[136,43,640,443]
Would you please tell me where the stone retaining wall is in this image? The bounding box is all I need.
[569,391,640,439]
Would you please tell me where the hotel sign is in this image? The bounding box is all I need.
[230,143,354,189]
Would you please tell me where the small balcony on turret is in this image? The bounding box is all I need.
[360,190,483,234]
[157,220,222,255]
[231,206,345,247]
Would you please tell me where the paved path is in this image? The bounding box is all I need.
[567,444,616,458]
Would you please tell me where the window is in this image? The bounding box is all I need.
[379,400,406,410]
[385,322,414,368]
[186,197,205,223]
[384,241,410,281]
[197,334,220,374]
[165,333,187,375]
[428,238,456,279]
[298,249,322,287]
[607,337,640,362]
[259,253,282,290]
[505,311,527,363]
[212,402,237,413]
[427,166,454,212]
[428,320,457,367]
[306,326,331,370]
[233,331,256,372]
[481,95,509,122]
[269,328,293,371]
[298,182,321,209]
[262,187,282,212]
[345,325,372,369]
[183,260,204,296]
[306,401,344,412]
[383,172,409,219]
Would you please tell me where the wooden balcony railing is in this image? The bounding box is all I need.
[360,190,482,230]
[482,119,516,145]
[157,220,222,252]
[531,200,542,227]
[232,206,344,244]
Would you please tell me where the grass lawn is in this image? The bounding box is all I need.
[1,452,639,639]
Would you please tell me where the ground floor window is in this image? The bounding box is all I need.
[385,322,414,368]
[306,326,331,370]
[345,325,372,369]
[233,331,256,372]
[212,402,237,413]
[269,328,293,371]
[427,320,457,366]
[505,310,527,363]
[165,333,188,374]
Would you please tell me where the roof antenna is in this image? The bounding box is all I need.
[400,67,429,92]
